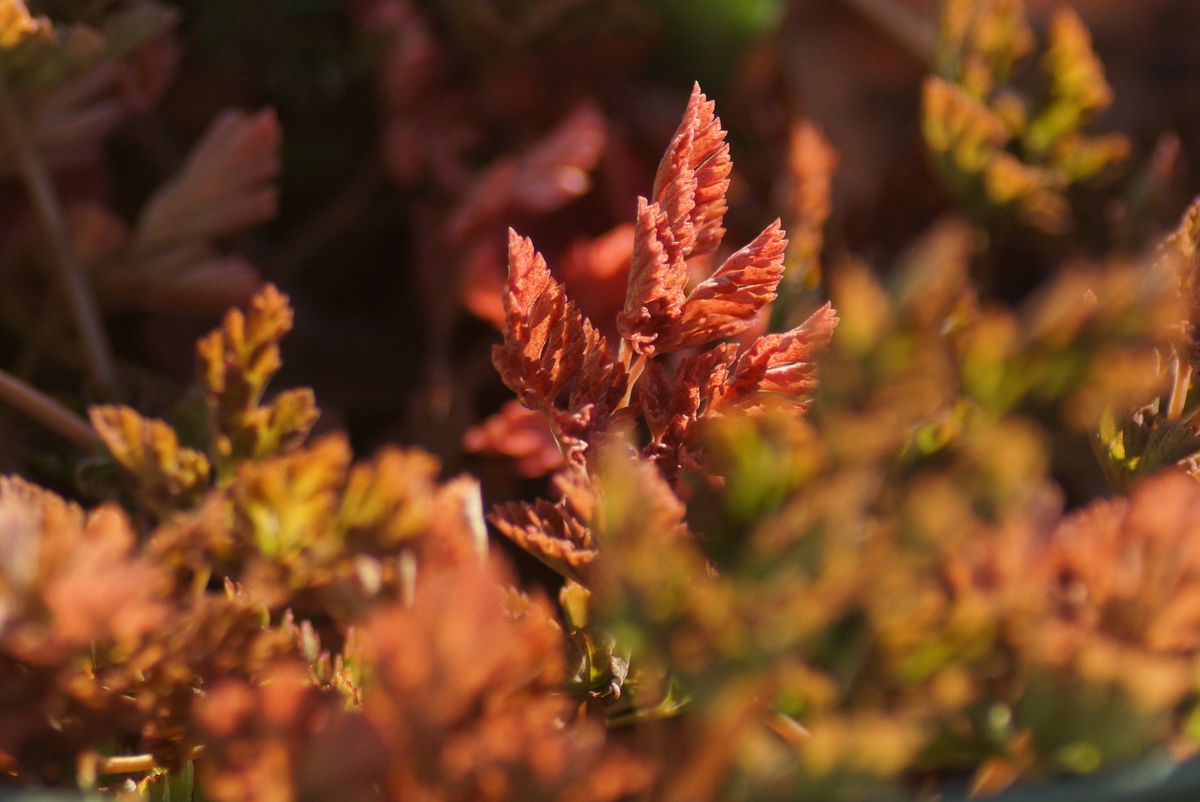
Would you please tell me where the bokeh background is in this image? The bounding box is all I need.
[41,0,1198,466]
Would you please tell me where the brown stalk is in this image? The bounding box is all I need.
[96,745,204,775]
[618,353,648,411]
[0,86,117,388]
[1167,354,1192,421]
[0,366,98,450]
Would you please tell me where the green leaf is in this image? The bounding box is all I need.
[147,760,194,802]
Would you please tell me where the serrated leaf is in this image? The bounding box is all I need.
[338,447,440,549]
[665,219,788,350]
[88,404,211,514]
[638,342,737,464]
[716,302,839,411]
[135,108,280,253]
[621,85,803,356]
[197,284,319,466]
[493,229,626,463]
[257,387,320,455]
[619,194,686,352]
[620,83,737,356]
[491,500,597,585]
[651,82,730,260]
[231,435,350,561]
[618,196,688,355]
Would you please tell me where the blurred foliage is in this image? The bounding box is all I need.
[5,0,1200,801]
[923,0,1129,233]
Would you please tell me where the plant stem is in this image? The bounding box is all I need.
[0,367,97,450]
[1167,354,1192,421]
[766,709,811,746]
[617,354,647,411]
[617,338,631,370]
[838,0,936,66]
[96,745,204,775]
[0,86,117,389]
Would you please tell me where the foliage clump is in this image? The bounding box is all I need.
[5,1,1200,801]
[923,0,1128,232]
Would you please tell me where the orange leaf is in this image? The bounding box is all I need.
[493,230,626,463]
[490,497,597,585]
[666,219,788,350]
[620,85,796,356]
[135,108,281,253]
[638,344,737,444]
[617,196,688,356]
[462,399,563,478]
[651,82,731,260]
[451,102,607,236]
[620,83,732,357]
[716,302,839,411]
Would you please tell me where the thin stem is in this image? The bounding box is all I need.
[96,745,204,775]
[0,86,117,388]
[0,366,97,450]
[766,709,811,746]
[617,337,631,371]
[838,0,936,66]
[617,353,647,411]
[605,690,690,728]
[1167,355,1192,421]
